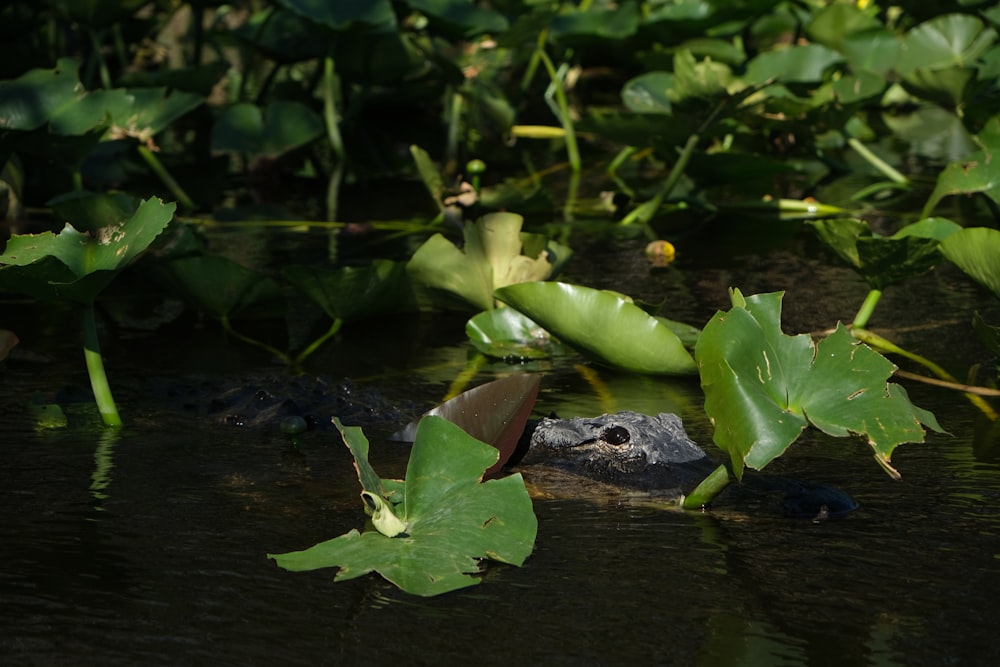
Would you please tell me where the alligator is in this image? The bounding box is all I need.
[516,411,858,519]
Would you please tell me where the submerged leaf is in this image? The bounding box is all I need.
[696,290,941,479]
[270,416,537,596]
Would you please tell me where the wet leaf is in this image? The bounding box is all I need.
[495,282,698,375]
[466,307,558,359]
[270,416,537,597]
[696,290,942,479]
[940,226,1000,299]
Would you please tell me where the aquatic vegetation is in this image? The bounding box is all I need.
[0,194,175,426]
[270,415,537,597]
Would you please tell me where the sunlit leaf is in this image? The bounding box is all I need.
[466,307,558,359]
[393,374,541,477]
[940,226,1000,299]
[744,44,844,85]
[495,282,698,375]
[269,416,537,597]
[696,290,941,479]
[0,197,175,303]
[408,212,552,311]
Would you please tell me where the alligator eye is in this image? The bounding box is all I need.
[602,425,630,445]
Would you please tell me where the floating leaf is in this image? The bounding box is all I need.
[495,282,698,375]
[696,290,942,479]
[939,226,1000,299]
[270,416,537,597]
[466,307,558,359]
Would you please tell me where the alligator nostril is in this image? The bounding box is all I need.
[602,425,630,445]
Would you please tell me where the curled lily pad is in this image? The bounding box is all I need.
[269,416,537,597]
[408,212,553,311]
[495,282,698,376]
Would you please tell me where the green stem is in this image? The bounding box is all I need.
[852,327,998,420]
[620,133,699,225]
[293,318,343,369]
[852,289,882,329]
[220,315,291,366]
[446,89,464,169]
[846,136,909,186]
[136,145,196,209]
[682,464,731,510]
[537,48,580,172]
[87,28,112,88]
[323,55,345,160]
[82,303,122,428]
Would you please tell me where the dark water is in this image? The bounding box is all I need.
[3,229,1000,666]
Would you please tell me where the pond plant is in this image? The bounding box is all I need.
[6,1,1000,595]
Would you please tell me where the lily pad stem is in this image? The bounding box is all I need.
[293,318,343,368]
[846,136,909,186]
[137,145,196,210]
[682,464,731,510]
[220,315,291,366]
[537,48,580,173]
[82,303,122,428]
[852,289,882,329]
[852,327,998,420]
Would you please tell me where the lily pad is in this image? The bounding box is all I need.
[494,282,698,376]
[465,307,559,360]
[407,212,552,311]
[212,101,325,159]
[696,290,942,479]
[283,260,414,322]
[807,217,961,290]
[155,255,281,318]
[269,415,537,597]
[939,226,1000,299]
[392,374,541,478]
[0,197,175,304]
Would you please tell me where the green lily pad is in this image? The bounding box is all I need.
[211,101,325,158]
[494,282,698,375]
[923,118,1000,217]
[407,212,552,311]
[807,217,961,290]
[696,290,942,479]
[283,260,414,322]
[155,255,281,318]
[940,226,1000,299]
[0,197,175,304]
[269,415,537,597]
[465,307,558,360]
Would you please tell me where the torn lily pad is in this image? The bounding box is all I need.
[269,416,537,597]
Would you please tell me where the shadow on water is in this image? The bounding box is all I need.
[3,231,1000,665]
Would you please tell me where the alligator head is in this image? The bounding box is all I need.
[519,411,719,497]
